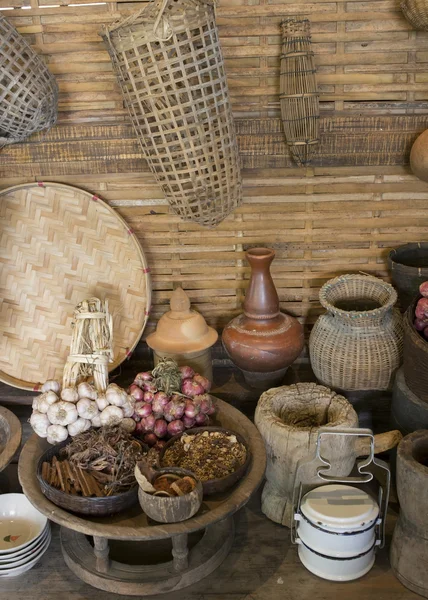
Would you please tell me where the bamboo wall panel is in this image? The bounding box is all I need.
[2,167,428,341]
[1,0,428,120]
[1,0,428,346]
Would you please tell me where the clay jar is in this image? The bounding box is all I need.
[222,248,304,388]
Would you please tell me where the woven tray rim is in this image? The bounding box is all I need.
[0,182,152,390]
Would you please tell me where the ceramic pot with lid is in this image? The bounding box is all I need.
[146,287,218,381]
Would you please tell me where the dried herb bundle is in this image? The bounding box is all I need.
[151,358,182,395]
[62,298,113,392]
[61,426,146,494]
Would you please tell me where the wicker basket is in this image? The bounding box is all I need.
[0,15,58,146]
[401,0,428,30]
[309,274,404,391]
[102,0,242,228]
[280,17,319,166]
[388,243,428,311]
[37,440,140,517]
[403,296,428,403]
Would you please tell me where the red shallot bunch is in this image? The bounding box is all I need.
[128,360,215,448]
[414,282,428,340]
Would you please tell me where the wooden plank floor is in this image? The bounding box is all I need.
[0,464,415,600]
[0,360,415,600]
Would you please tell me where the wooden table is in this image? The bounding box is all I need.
[17,399,266,596]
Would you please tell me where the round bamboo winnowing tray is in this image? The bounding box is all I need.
[0,183,151,390]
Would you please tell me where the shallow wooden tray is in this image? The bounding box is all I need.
[0,406,22,473]
[0,183,151,390]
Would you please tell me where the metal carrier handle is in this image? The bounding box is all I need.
[290,427,390,550]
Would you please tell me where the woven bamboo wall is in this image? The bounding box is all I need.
[1,0,428,340]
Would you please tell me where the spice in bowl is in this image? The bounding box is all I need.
[161,430,247,482]
[41,426,147,497]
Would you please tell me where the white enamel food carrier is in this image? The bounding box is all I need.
[291,429,390,582]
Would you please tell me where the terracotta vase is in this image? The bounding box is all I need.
[222,248,304,388]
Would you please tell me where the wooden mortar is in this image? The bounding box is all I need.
[255,383,402,528]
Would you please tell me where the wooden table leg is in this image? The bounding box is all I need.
[171,533,188,572]
[93,536,110,574]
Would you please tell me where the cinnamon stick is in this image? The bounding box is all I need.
[42,461,49,482]
[76,467,92,497]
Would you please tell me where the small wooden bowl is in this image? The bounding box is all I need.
[138,467,203,523]
[37,439,144,517]
[159,426,251,496]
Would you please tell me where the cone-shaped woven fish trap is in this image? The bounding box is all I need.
[102,0,242,228]
[0,14,58,146]
[280,17,319,166]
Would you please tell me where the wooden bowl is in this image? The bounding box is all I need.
[0,407,21,473]
[36,440,143,517]
[138,467,203,523]
[159,426,251,496]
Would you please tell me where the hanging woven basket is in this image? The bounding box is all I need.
[0,15,58,146]
[401,0,428,30]
[102,0,242,228]
[280,17,320,166]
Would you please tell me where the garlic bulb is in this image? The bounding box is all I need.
[68,418,91,437]
[61,387,79,403]
[100,405,123,426]
[106,384,127,407]
[77,382,97,400]
[47,424,68,445]
[32,397,39,411]
[37,391,59,414]
[120,418,136,433]
[77,398,99,420]
[95,394,109,411]
[47,401,78,426]
[83,419,92,431]
[122,400,134,418]
[91,414,102,427]
[41,379,61,394]
[30,412,50,438]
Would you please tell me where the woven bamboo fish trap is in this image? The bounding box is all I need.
[0,14,58,146]
[102,0,242,228]
[401,0,428,30]
[280,17,319,166]
[309,274,404,391]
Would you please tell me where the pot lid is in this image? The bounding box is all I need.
[146,287,218,353]
[301,484,379,530]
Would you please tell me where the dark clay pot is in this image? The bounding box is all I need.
[222,248,304,389]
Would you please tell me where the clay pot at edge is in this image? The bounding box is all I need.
[410,129,428,183]
[222,248,304,388]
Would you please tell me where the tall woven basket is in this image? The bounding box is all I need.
[102,0,242,228]
[0,15,58,146]
[309,274,404,391]
[401,0,428,30]
[280,17,319,166]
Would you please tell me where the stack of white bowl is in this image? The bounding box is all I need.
[0,493,50,577]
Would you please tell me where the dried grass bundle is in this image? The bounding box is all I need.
[62,298,113,392]
[280,17,319,166]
